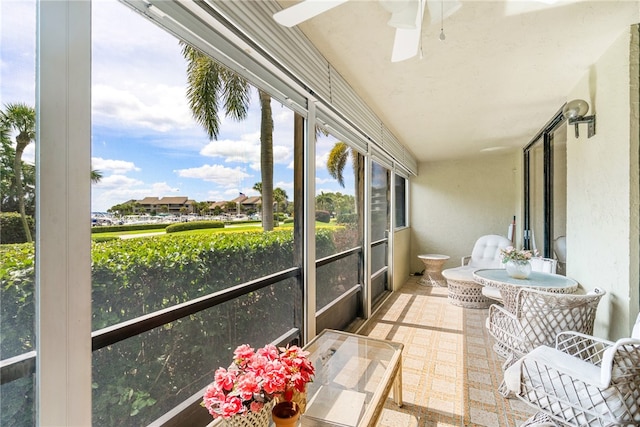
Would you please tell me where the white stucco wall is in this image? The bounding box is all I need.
[410,152,521,273]
[566,25,640,339]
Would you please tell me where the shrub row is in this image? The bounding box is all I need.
[91,223,168,234]
[165,220,224,233]
[336,212,358,224]
[0,212,35,244]
[1,229,339,426]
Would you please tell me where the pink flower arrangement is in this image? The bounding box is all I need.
[202,344,315,419]
[500,246,538,263]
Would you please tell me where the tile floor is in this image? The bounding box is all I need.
[358,276,537,427]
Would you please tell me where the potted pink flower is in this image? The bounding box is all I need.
[202,343,314,423]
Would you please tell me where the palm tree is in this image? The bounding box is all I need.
[182,44,275,231]
[91,169,103,183]
[273,187,288,220]
[252,182,262,195]
[2,103,35,242]
[326,142,350,188]
[326,141,364,234]
[316,191,334,212]
[326,142,363,205]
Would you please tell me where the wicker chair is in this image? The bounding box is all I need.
[486,287,605,361]
[503,314,640,427]
[441,234,511,308]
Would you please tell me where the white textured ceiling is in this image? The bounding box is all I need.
[277,0,639,162]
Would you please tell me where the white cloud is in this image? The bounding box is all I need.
[224,188,243,198]
[92,178,180,210]
[205,191,226,202]
[94,174,143,190]
[273,107,293,124]
[150,182,181,195]
[315,177,335,185]
[275,181,293,193]
[92,83,194,132]
[22,143,35,165]
[316,152,329,168]
[92,157,140,174]
[201,132,260,162]
[175,164,252,187]
[200,132,293,171]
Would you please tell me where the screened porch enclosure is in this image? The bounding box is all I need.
[0,0,412,425]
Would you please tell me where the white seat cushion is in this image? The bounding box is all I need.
[481,286,502,301]
[504,345,603,392]
[442,265,476,281]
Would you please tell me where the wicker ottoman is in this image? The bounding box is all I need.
[417,254,450,287]
[441,268,492,309]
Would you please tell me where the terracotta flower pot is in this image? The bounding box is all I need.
[272,401,300,427]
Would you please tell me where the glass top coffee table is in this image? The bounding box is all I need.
[301,329,403,427]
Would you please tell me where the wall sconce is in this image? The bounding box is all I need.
[563,99,596,138]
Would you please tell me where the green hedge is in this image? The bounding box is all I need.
[336,212,358,224]
[92,235,120,243]
[165,220,224,233]
[91,223,168,234]
[315,210,331,223]
[1,229,338,426]
[223,219,261,225]
[0,212,35,244]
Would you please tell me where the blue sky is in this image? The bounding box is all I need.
[2,0,354,212]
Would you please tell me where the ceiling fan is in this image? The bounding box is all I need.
[273,0,462,62]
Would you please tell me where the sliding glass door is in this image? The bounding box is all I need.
[524,111,567,263]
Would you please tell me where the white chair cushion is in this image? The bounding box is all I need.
[504,345,603,392]
[442,265,476,281]
[468,235,512,269]
[481,286,502,301]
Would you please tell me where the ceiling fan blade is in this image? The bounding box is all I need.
[386,0,419,29]
[425,0,461,25]
[390,0,424,62]
[273,0,349,27]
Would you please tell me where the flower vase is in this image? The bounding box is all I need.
[222,400,275,427]
[506,260,532,279]
[272,401,300,427]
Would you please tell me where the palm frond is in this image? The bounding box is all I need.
[327,142,349,187]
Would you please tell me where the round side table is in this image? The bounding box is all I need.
[417,254,450,287]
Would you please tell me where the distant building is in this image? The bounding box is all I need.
[137,196,195,215]
[209,195,262,213]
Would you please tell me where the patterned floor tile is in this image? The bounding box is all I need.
[358,276,536,426]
